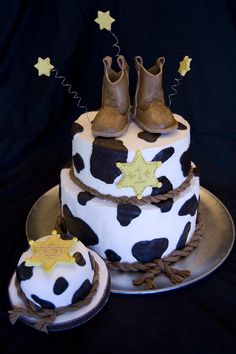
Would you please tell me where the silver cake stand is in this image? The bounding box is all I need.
[26,186,235,295]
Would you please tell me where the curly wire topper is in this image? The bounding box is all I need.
[51,69,91,123]
[109,30,121,57]
[168,56,192,108]
[168,74,182,108]
[94,10,121,57]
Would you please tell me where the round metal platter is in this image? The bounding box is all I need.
[26,186,235,295]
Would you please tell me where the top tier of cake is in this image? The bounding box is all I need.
[71,111,191,198]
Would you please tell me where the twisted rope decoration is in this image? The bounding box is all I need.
[51,69,91,123]
[69,167,193,205]
[106,214,204,290]
[54,213,203,290]
[109,31,121,57]
[9,255,99,333]
[168,74,182,108]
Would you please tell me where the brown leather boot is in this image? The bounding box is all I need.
[133,56,177,133]
[92,56,130,137]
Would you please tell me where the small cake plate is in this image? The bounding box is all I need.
[26,186,235,295]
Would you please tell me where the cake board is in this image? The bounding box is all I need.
[26,186,235,295]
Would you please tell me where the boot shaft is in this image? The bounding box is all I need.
[102,56,130,115]
[134,56,165,110]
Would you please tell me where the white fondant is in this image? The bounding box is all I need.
[60,167,200,263]
[72,111,191,197]
[17,237,94,308]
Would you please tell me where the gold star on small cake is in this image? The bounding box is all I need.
[34,57,54,77]
[178,56,192,77]
[94,10,115,31]
[25,231,77,272]
[116,150,162,199]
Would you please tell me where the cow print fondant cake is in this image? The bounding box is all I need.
[60,111,200,264]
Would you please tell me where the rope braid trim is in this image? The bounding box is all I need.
[69,167,194,205]
[106,214,204,290]
[9,255,99,333]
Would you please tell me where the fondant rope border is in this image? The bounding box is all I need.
[69,167,194,205]
[106,214,204,289]
[9,255,99,333]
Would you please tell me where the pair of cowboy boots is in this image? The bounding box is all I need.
[92,55,177,137]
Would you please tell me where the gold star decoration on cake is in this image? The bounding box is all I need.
[116,150,162,199]
[25,230,77,272]
[34,57,54,77]
[94,10,115,31]
[178,56,192,77]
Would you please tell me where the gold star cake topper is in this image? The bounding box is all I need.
[25,230,77,272]
[116,151,162,199]
[94,10,115,31]
[178,56,192,77]
[34,57,54,77]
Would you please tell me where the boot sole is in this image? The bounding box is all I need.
[133,117,178,134]
[91,121,130,138]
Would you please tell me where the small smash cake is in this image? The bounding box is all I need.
[8,231,110,332]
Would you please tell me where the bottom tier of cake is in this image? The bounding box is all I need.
[60,168,200,263]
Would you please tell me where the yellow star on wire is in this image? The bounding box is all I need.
[116,150,162,199]
[178,56,192,77]
[25,231,77,272]
[94,10,115,31]
[34,57,54,77]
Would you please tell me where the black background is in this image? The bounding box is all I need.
[0,1,236,353]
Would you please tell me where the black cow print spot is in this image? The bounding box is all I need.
[71,122,84,136]
[88,252,94,270]
[176,222,191,250]
[77,191,95,206]
[63,205,99,246]
[71,279,92,303]
[180,145,191,177]
[152,147,175,163]
[59,218,68,234]
[59,184,62,207]
[105,249,121,262]
[137,131,161,142]
[178,195,198,216]
[193,166,200,177]
[73,252,86,266]
[177,122,187,130]
[132,238,169,263]
[16,262,34,282]
[73,153,85,174]
[60,233,74,240]
[31,294,55,309]
[117,204,141,226]
[53,277,69,295]
[151,198,174,213]
[151,176,173,196]
[90,137,128,184]
[196,210,200,224]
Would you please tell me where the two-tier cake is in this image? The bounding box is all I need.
[60,112,200,263]
[59,55,201,288]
